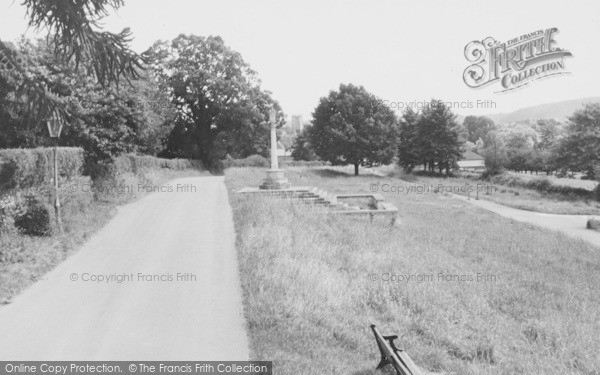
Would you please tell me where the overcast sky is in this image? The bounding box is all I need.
[1,0,598,120]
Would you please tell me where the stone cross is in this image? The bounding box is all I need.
[259,109,291,190]
[269,109,278,170]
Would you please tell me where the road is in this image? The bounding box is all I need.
[453,193,600,247]
[0,176,249,360]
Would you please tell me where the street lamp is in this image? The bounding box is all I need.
[46,111,64,232]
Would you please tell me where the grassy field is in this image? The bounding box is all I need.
[0,169,206,303]
[503,171,597,192]
[373,166,600,215]
[225,166,600,375]
[408,174,600,216]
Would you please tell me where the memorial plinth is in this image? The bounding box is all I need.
[260,169,291,189]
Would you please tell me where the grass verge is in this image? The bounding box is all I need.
[226,166,600,374]
[378,167,600,215]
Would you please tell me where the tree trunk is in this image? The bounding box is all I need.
[354,163,359,176]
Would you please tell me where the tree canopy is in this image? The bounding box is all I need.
[397,100,463,175]
[0,0,144,126]
[0,39,173,163]
[307,84,398,175]
[553,103,600,177]
[146,35,283,166]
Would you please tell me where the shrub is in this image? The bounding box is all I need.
[0,192,24,233]
[280,160,329,167]
[90,154,205,181]
[13,195,52,236]
[221,154,270,168]
[488,174,592,198]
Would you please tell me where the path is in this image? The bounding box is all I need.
[0,176,249,360]
[453,193,600,247]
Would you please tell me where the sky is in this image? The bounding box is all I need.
[1,0,599,120]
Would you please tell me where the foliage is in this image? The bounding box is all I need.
[146,35,282,167]
[221,154,270,168]
[13,194,52,236]
[308,83,398,175]
[0,147,84,191]
[0,0,144,126]
[397,100,463,175]
[553,103,600,178]
[488,173,592,197]
[463,116,496,143]
[291,126,318,161]
[481,131,507,176]
[0,39,175,163]
[397,107,420,172]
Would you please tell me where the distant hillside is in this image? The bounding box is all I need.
[484,97,600,124]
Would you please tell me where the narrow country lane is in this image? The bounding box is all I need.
[0,176,249,360]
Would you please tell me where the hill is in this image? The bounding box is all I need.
[484,97,600,124]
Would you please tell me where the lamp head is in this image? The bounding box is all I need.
[46,112,63,138]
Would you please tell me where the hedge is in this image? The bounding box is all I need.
[0,149,205,192]
[221,154,329,169]
[489,174,593,197]
[0,147,84,191]
[90,154,205,180]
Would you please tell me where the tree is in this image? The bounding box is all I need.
[0,39,174,163]
[308,84,398,175]
[418,100,463,174]
[146,35,282,166]
[291,126,317,161]
[463,115,496,143]
[0,0,144,125]
[481,130,507,176]
[397,107,420,172]
[554,103,600,178]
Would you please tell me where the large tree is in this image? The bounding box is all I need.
[0,39,174,163]
[396,107,420,172]
[397,100,462,175]
[308,84,398,175]
[418,100,463,174]
[463,115,496,143]
[0,0,144,126]
[554,103,600,178]
[291,126,318,161]
[146,35,282,166]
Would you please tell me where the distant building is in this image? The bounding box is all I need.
[276,140,292,164]
[290,115,303,132]
[457,150,485,170]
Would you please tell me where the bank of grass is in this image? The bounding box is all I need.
[380,167,600,215]
[0,167,207,303]
[226,166,600,374]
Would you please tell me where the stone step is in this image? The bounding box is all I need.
[299,197,326,203]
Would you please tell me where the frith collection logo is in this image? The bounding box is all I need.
[463,28,572,92]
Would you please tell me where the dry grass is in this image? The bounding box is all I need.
[226,166,600,375]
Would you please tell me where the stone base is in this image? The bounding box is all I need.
[260,170,292,190]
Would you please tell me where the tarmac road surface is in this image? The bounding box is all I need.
[0,176,249,360]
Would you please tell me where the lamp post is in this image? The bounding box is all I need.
[46,112,64,232]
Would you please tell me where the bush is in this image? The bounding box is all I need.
[90,154,205,181]
[488,174,592,197]
[13,195,52,236]
[0,192,24,233]
[221,154,270,168]
[0,147,84,191]
[280,160,329,167]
